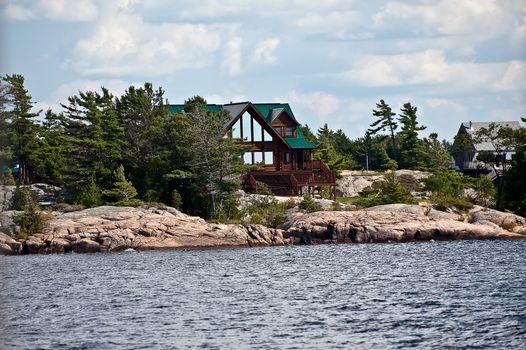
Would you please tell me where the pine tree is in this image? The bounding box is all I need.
[61,88,125,200]
[398,102,426,168]
[1,74,42,184]
[103,165,138,201]
[180,96,247,218]
[368,99,398,161]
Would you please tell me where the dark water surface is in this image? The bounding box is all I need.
[0,241,525,349]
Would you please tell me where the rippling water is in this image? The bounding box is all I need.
[0,240,525,349]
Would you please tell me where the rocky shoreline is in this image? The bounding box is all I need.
[1,204,524,255]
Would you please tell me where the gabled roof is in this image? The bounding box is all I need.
[458,121,522,151]
[251,103,298,124]
[168,101,314,149]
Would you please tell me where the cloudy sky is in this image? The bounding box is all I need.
[1,0,525,140]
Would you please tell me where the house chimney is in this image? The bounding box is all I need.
[469,121,472,129]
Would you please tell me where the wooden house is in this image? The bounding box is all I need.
[169,101,336,198]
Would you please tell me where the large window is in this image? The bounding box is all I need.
[243,152,252,164]
[242,112,251,142]
[274,127,282,136]
[264,151,274,165]
[285,127,294,137]
[254,152,263,163]
[231,119,241,138]
[263,128,272,141]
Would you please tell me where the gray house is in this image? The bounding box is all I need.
[452,121,522,173]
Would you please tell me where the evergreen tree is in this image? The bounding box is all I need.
[32,109,68,185]
[368,99,398,161]
[424,133,451,170]
[398,102,426,168]
[103,165,138,201]
[179,96,247,218]
[116,83,169,197]
[61,88,125,200]
[1,74,41,184]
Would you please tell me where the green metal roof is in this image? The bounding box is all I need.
[251,103,298,124]
[285,128,315,149]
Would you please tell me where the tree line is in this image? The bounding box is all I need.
[0,75,246,218]
[302,99,451,171]
[1,74,525,217]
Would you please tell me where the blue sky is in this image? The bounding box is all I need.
[1,0,525,141]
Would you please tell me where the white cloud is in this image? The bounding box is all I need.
[295,11,362,39]
[1,0,97,21]
[38,0,97,21]
[2,4,34,20]
[34,79,135,112]
[343,50,507,88]
[68,12,222,76]
[494,61,526,91]
[373,0,507,37]
[251,38,280,65]
[286,90,340,119]
[221,37,242,76]
[425,98,466,113]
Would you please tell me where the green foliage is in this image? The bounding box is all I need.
[3,168,16,185]
[424,170,468,197]
[502,143,526,215]
[376,172,414,204]
[398,102,427,169]
[383,159,398,170]
[171,189,182,209]
[299,194,323,213]
[103,165,138,201]
[424,170,473,212]
[9,186,39,211]
[9,186,48,239]
[369,99,398,161]
[242,196,296,228]
[113,199,143,207]
[472,175,496,207]
[1,74,42,184]
[338,196,382,208]
[424,133,451,170]
[78,181,103,208]
[214,196,242,222]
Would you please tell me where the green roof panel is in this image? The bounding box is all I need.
[252,103,297,124]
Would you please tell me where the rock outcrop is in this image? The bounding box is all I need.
[0,204,524,255]
[279,205,525,244]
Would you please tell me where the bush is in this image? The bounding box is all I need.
[299,194,323,213]
[240,196,298,228]
[171,189,182,209]
[78,182,103,208]
[9,186,39,211]
[3,169,16,185]
[376,172,414,204]
[397,173,422,192]
[113,199,143,207]
[424,170,468,197]
[338,196,382,208]
[214,196,242,222]
[472,175,496,207]
[13,208,50,240]
[10,186,50,240]
[432,195,473,213]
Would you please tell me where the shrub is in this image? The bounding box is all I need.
[113,199,143,207]
[171,189,182,209]
[376,172,414,204]
[432,195,473,213]
[397,173,422,192]
[214,196,242,222]
[299,194,323,213]
[78,182,103,208]
[9,186,39,211]
[3,169,16,185]
[244,196,288,228]
[10,186,50,240]
[472,175,496,207]
[338,196,382,208]
[13,208,50,240]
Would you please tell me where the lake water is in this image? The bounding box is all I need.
[0,241,525,349]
